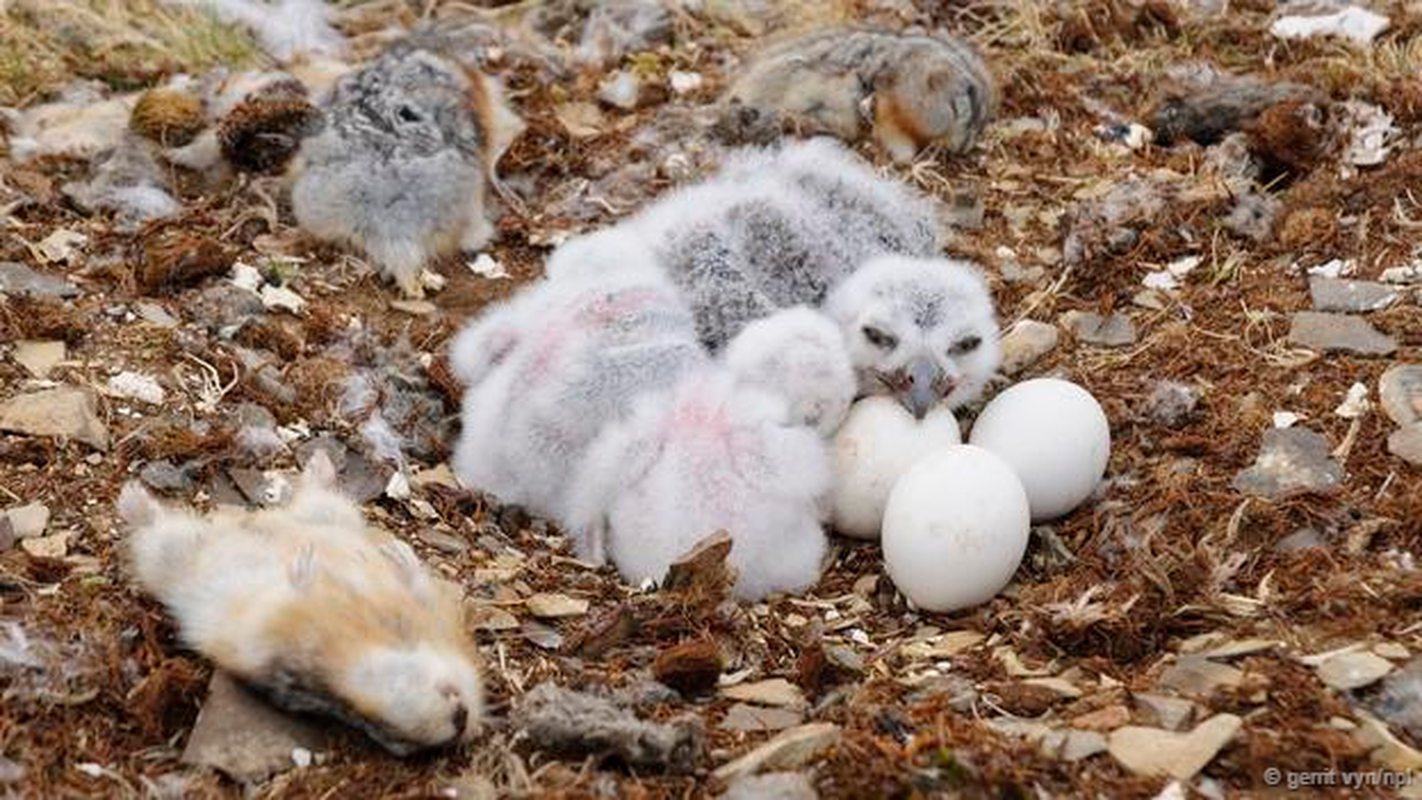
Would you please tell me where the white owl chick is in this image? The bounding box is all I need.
[117,453,482,755]
[826,254,1001,416]
[565,368,832,602]
[624,138,941,351]
[449,238,706,519]
[723,306,855,436]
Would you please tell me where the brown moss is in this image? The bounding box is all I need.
[217,93,321,174]
[653,637,722,696]
[0,295,88,344]
[282,356,355,423]
[130,88,205,147]
[1055,0,1179,53]
[1276,206,1339,252]
[233,317,306,361]
[136,229,234,294]
[1244,100,1329,180]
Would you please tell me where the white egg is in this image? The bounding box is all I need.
[882,445,1030,612]
[830,397,960,539]
[968,378,1111,522]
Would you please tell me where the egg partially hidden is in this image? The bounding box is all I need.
[968,378,1111,522]
[882,445,1030,612]
[830,397,961,539]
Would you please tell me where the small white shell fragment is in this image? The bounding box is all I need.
[468,253,509,279]
[231,262,264,292]
[260,285,306,314]
[105,371,166,405]
[1334,382,1371,419]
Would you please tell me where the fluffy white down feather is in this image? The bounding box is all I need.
[449,237,705,519]
[566,368,831,601]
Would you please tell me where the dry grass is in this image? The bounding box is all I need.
[0,0,264,105]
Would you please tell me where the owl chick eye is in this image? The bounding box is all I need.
[950,335,982,355]
[861,325,898,350]
[396,105,423,123]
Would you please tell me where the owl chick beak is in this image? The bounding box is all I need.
[903,358,942,419]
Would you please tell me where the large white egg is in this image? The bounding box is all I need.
[882,445,1030,612]
[830,397,960,539]
[968,378,1110,522]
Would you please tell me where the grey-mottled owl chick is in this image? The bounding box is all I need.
[625,138,999,416]
[449,235,705,520]
[564,367,831,601]
[826,254,1000,415]
[292,43,523,297]
[725,28,995,161]
[625,138,940,350]
[723,306,855,436]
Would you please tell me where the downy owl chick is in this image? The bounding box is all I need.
[565,367,832,601]
[724,28,996,162]
[626,137,941,350]
[449,232,706,520]
[118,452,482,755]
[826,254,1001,415]
[292,43,523,297]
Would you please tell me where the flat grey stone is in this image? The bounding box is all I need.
[181,673,325,784]
[720,704,804,733]
[227,467,275,507]
[417,528,469,555]
[1287,311,1397,356]
[1061,729,1109,761]
[1275,527,1328,552]
[0,755,24,784]
[1158,655,1244,697]
[1062,310,1137,347]
[712,723,840,783]
[133,301,179,328]
[1107,714,1242,780]
[1309,277,1400,312]
[1371,658,1422,742]
[2,503,49,539]
[12,340,65,378]
[0,262,78,298]
[140,460,193,492]
[1388,425,1422,466]
[722,772,818,800]
[0,387,110,450]
[1133,693,1197,732]
[1000,320,1059,374]
[1380,365,1422,427]
[1144,381,1199,428]
[1232,428,1344,499]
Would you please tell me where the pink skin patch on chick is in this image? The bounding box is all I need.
[524,288,664,383]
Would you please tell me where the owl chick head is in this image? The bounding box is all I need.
[723,306,855,436]
[333,45,483,158]
[826,254,1000,417]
